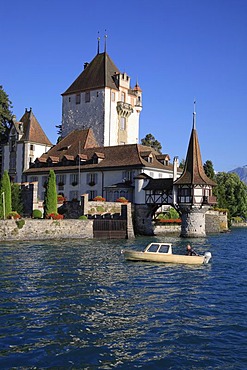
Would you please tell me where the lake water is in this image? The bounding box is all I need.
[0,228,247,369]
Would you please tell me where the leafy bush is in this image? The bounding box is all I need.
[32,209,43,219]
[7,211,21,220]
[79,215,88,220]
[16,219,25,229]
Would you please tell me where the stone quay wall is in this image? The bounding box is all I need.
[0,219,93,242]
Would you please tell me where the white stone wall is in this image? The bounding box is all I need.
[62,78,142,147]
[62,90,105,145]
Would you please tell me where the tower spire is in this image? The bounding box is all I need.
[97,31,100,54]
[193,99,196,129]
[104,30,107,53]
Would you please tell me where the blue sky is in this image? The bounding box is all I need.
[2,0,247,172]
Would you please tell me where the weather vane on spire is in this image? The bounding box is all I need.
[193,99,196,129]
[104,29,107,53]
[97,31,100,54]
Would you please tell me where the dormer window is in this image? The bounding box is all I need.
[92,152,105,164]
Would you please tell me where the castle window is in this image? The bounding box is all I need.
[85,91,90,103]
[88,190,97,201]
[121,92,125,102]
[56,174,66,186]
[87,173,98,186]
[120,117,126,130]
[69,97,71,102]
[111,92,115,101]
[30,144,35,151]
[76,94,81,104]
[122,171,133,183]
[70,174,78,186]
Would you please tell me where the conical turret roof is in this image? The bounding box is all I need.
[174,113,216,186]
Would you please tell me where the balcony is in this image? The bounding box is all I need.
[116,101,133,117]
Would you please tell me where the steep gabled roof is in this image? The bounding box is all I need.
[62,52,120,95]
[174,114,216,186]
[19,109,52,146]
[47,128,99,159]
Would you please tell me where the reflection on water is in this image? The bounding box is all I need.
[0,229,247,369]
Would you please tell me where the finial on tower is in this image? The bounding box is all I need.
[104,29,107,53]
[97,31,100,54]
[193,99,196,129]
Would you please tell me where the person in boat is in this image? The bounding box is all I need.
[186,244,198,256]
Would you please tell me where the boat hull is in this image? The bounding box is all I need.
[122,250,206,265]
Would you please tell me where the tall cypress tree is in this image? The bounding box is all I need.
[0,170,12,219]
[43,170,57,218]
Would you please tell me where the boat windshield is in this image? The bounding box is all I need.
[147,244,160,253]
[158,245,169,253]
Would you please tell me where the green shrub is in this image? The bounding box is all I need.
[16,219,25,229]
[32,209,43,219]
[79,215,88,220]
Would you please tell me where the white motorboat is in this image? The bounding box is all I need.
[121,242,212,265]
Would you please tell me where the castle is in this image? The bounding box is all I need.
[2,43,218,237]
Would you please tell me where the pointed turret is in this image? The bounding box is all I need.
[173,106,217,237]
[174,121,216,187]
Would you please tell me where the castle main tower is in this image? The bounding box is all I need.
[61,43,142,147]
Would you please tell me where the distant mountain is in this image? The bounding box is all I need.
[229,165,247,184]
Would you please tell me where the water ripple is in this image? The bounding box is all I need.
[0,229,247,369]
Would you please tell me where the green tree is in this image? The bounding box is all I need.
[203,160,216,181]
[215,172,247,219]
[0,170,12,218]
[179,158,185,169]
[0,85,13,138]
[43,170,57,218]
[11,183,23,215]
[56,123,62,143]
[141,133,162,154]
